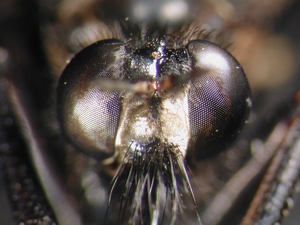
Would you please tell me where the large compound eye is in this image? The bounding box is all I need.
[186,40,251,159]
[57,39,126,159]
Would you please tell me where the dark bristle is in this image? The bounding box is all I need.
[119,20,214,49]
[105,141,201,225]
[68,17,216,53]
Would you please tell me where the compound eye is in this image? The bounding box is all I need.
[57,39,126,159]
[187,40,251,159]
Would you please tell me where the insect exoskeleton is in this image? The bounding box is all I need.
[57,37,251,224]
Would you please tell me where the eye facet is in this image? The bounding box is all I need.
[57,39,126,159]
[57,38,251,162]
[186,40,251,159]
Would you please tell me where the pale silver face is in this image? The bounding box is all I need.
[115,85,191,162]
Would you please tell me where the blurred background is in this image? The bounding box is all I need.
[0,0,300,224]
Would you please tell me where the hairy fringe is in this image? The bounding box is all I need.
[105,142,201,225]
[68,18,215,53]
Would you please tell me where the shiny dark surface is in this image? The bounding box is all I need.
[187,40,251,159]
[57,39,125,159]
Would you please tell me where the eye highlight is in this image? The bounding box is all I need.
[57,39,126,159]
[186,40,251,159]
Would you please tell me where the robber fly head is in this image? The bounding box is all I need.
[57,33,251,224]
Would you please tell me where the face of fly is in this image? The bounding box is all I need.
[57,31,251,224]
